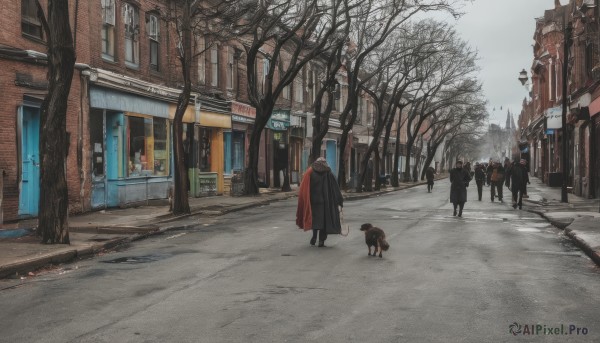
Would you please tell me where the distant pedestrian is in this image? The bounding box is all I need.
[486,159,493,186]
[296,157,344,247]
[474,162,485,201]
[510,158,530,210]
[450,160,472,217]
[503,157,512,190]
[490,161,505,202]
[464,162,472,178]
[426,166,435,193]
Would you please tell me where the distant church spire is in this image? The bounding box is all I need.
[505,110,512,129]
[555,0,561,9]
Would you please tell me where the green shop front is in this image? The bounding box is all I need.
[89,86,172,208]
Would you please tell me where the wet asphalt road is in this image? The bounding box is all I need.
[1,181,599,343]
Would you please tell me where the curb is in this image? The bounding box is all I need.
[564,227,600,266]
[527,209,600,267]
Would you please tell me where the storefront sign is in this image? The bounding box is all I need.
[231,101,256,119]
[91,86,169,118]
[267,110,290,131]
[545,129,555,135]
[232,115,254,124]
[268,119,289,131]
[546,106,562,129]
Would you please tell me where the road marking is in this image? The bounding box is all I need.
[166,233,187,240]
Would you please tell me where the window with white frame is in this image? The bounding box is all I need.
[227,47,234,90]
[197,36,206,84]
[263,58,270,91]
[123,3,139,67]
[101,0,115,59]
[22,0,43,40]
[294,76,303,103]
[148,14,159,71]
[211,47,219,87]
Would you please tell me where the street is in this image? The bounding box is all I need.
[1,181,599,343]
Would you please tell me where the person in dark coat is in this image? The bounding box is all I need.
[474,162,485,201]
[296,157,344,247]
[489,161,505,202]
[450,161,472,217]
[503,157,512,189]
[510,158,530,210]
[425,166,435,193]
[486,159,493,186]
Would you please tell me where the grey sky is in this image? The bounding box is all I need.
[436,0,554,127]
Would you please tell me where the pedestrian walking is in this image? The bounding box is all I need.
[426,166,435,193]
[486,159,493,186]
[296,157,344,247]
[503,157,512,190]
[509,158,530,210]
[489,160,505,202]
[450,160,472,217]
[474,162,485,201]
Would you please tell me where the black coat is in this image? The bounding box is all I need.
[450,167,472,204]
[310,169,344,234]
[425,168,435,182]
[474,166,485,181]
[510,163,529,192]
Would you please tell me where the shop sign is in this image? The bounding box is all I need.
[546,106,562,129]
[271,110,290,122]
[231,101,256,118]
[268,119,289,131]
[232,115,254,124]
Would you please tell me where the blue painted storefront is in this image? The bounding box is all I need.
[325,140,338,178]
[90,87,172,209]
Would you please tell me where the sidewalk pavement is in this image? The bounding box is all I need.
[523,177,600,265]
[0,177,442,279]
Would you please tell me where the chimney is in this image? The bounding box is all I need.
[555,0,561,8]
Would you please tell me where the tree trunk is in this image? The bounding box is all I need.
[171,1,192,215]
[403,143,413,182]
[391,115,402,187]
[36,0,75,244]
[244,105,271,195]
[374,148,381,191]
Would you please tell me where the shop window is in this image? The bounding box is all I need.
[101,0,115,59]
[211,47,219,87]
[153,118,169,176]
[90,110,105,177]
[127,116,169,177]
[147,14,160,71]
[227,46,234,90]
[199,127,212,172]
[21,0,43,40]
[197,36,206,84]
[123,3,139,68]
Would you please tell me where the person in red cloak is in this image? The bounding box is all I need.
[296,157,344,247]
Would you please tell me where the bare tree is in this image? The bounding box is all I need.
[35,0,76,244]
[419,99,487,180]
[238,0,349,194]
[167,0,252,214]
[336,0,462,188]
[401,28,480,182]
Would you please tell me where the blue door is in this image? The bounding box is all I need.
[19,107,40,217]
[326,140,337,178]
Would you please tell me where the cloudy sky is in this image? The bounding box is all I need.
[436,0,555,127]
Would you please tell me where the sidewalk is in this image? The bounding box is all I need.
[524,177,600,265]
[0,177,440,279]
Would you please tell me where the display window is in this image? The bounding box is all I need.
[127,116,169,177]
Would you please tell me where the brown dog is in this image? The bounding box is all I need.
[360,223,390,258]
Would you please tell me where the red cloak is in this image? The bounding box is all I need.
[296,167,313,231]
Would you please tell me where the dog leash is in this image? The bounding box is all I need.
[340,208,349,237]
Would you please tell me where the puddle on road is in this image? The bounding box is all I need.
[101,254,170,264]
[516,228,542,233]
